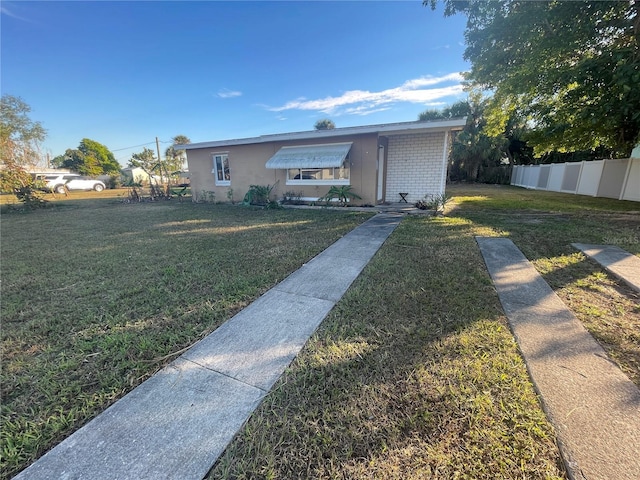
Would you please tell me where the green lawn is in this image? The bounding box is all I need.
[447,184,640,386]
[208,185,639,479]
[2,186,638,479]
[0,198,371,479]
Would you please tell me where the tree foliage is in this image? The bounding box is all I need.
[128,147,158,172]
[429,0,640,157]
[164,134,191,174]
[314,119,336,130]
[52,149,99,176]
[0,157,48,208]
[52,139,119,176]
[0,94,46,167]
[79,138,120,173]
[420,97,517,183]
[0,95,48,208]
[419,100,471,121]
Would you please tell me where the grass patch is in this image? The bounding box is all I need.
[448,183,640,215]
[1,199,371,478]
[210,215,565,479]
[3,185,638,479]
[0,187,131,208]
[209,185,638,479]
[446,184,640,387]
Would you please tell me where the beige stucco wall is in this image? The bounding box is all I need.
[186,133,380,205]
[186,129,453,205]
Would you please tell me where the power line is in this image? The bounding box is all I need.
[111,141,156,152]
[111,140,172,152]
[112,140,176,168]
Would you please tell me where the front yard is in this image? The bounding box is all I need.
[2,186,639,479]
[0,199,371,479]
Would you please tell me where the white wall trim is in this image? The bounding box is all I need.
[440,130,449,194]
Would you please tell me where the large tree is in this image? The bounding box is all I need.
[430,0,640,157]
[0,94,47,167]
[0,95,48,207]
[52,148,101,176]
[420,97,511,182]
[79,138,120,173]
[52,139,119,175]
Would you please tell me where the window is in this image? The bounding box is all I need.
[212,154,230,186]
[286,164,350,185]
[265,143,352,186]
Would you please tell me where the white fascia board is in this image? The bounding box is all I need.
[176,118,467,151]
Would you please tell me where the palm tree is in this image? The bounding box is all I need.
[164,135,191,174]
[314,119,335,130]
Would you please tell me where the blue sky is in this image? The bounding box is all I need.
[2,1,469,166]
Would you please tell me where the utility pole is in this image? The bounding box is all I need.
[155,137,162,166]
[156,136,170,190]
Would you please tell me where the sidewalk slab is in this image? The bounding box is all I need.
[182,290,335,391]
[275,214,401,301]
[14,358,266,480]
[572,243,640,293]
[477,237,640,480]
[15,213,400,480]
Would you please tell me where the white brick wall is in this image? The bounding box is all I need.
[385,132,446,204]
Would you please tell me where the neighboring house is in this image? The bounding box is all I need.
[177,119,466,206]
[120,167,165,186]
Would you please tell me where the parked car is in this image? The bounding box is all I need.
[43,174,106,194]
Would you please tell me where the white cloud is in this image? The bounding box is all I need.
[344,106,392,116]
[1,4,34,22]
[267,73,465,116]
[217,89,242,99]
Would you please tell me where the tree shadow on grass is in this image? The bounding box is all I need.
[208,216,566,479]
[449,208,640,388]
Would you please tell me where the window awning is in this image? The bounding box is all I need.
[265,142,352,169]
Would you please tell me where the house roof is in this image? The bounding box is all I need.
[265,142,352,169]
[176,118,466,151]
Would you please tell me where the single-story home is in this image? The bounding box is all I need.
[176,118,466,206]
[120,167,166,186]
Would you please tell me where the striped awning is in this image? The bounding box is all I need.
[265,142,352,169]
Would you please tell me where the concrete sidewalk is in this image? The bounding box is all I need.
[477,237,640,480]
[15,214,401,480]
[572,243,640,293]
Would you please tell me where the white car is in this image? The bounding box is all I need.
[43,174,106,194]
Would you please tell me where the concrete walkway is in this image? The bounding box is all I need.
[15,214,401,480]
[572,243,640,293]
[477,237,640,480]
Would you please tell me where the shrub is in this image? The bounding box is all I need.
[243,183,278,207]
[415,193,451,215]
[197,190,216,203]
[282,190,304,205]
[0,160,48,210]
[107,174,122,189]
[320,185,361,207]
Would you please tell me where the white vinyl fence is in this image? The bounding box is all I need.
[511,158,640,202]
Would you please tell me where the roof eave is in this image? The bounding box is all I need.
[177,118,467,151]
